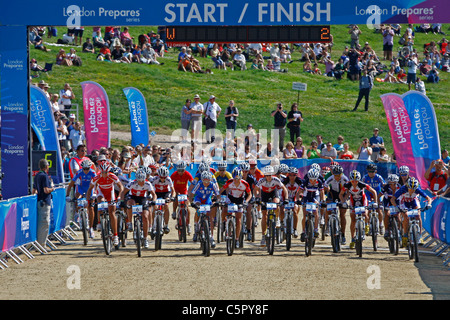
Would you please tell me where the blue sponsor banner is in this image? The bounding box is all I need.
[30,86,65,184]
[123,87,150,147]
[0,26,29,199]
[0,195,38,252]
[1,1,448,27]
[421,192,449,245]
[48,188,67,234]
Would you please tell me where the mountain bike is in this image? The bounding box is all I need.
[304,202,318,257]
[367,202,379,251]
[405,207,425,263]
[176,194,189,243]
[327,201,341,253]
[263,202,279,255]
[98,201,115,255]
[225,203,243,256]
[116,204,127,248]
[217,195,227,243]
[283,201,296,251]
[387,206,401,255]
[132,205,144,257]
[192,203,213,257]
[354,206,366,258]
[248,199,258,243]
[75,197,89,245]
[153,198,170,251]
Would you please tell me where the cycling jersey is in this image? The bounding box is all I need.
[299,177,324,203]
[222,179,251,199]
[192,181,220,205]
[213,171,233,189]
[126,180,155,197]
[72,168,96,196]
[256,176,284,194]
[249,168,263,181]
[152,176,174,193]
[362,173,385,200]
[192,171,218,185]
[382,183,401,207]
[170,170,193,194]
[90,172,120,202]
[393,185,428,209]
[282,177,303,200]
[342,181,370,207]
[68,156,91,179]
[325,174,349,200]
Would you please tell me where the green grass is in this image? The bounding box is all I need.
[30,24,450,154]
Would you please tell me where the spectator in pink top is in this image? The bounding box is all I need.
[120,27,134,47]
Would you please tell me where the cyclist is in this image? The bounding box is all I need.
[66,159,96,238]
[248,159,264,181]
[339,170,378,249]
[324,164,348,244]
[254,165,288,247]
[151,166,175,234]
[362,163,386,235]
[119,169,157,248]
[240,162,257,241]
[281,166,302,238]
[398,165,411,186]
[390,177,432,246]
[86,161,124,246]
[297,169,325,241]
[170,160,194,234]
[189,171,220,248]
[219,168,252,248]
[382,174,401,241]
[213,161,233,191]
[68,144,91,179]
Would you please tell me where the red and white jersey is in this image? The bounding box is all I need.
[283,177,302,200]
[91,172,120,202]
[126,180,155,197]
[256,176,284,193]
[151,176,174,193]
[223,179,251,198]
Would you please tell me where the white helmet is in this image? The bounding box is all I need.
[398,165,410,175]
[201,171,212,181]
[307,169,320,180]
[135,170,147,182]
[387,174,399,183]
[310,163,321,172]
[157,166,169,177]
[349,170,361,181]
[263,166,275,176]
[81,159,92,169]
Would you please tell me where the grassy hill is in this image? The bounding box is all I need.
[30,24,449,154]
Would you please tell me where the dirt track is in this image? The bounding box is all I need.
[1,209,449,301]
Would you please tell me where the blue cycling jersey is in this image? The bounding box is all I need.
[363,173,385,200]
[72,169,96,195]
[192,181,220,204]
[393,185,428,209]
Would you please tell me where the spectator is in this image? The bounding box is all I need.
[203,95,221,144]
[427,66,440,83]
[152,39,165,57]
[280,44,292,63]
[442,149,450,166]
[56,49,72,66]
[407,54,419,90]
[120,27,134,46]
[348,25,362,49]
[69,121,86,149]
[180,98,192,142]
[424,159,448,192]
[339,143,354,159]
[59,83,75,117]
[352,69,374,112]
[111,44,131,63]
[82,38,95,53]
[30,58,44,72]
[283,142,297,159]
[369,128,384,162]
[50,94,62,113]
[415,77,426,95]
[376,147,389,163]
[141,43,161,65]
[316,135,325,151]
[32,159,54,246]
[307,140,321,159]
[190,94,203,143]
[224,100,239,137]
[56,114,70,150]
[347,48,361,81]
[333,58,347,80]
[382,25,395,61]
[320,142,338,161]
[396,68,407,83]
[294,137,306,158]
[210,44,225,69]
[287,103,303,143]
[233,48,247,71]
[357,138,372,160]
[270,44,280,60]
[271,102,287,152]
[333,136,345,154]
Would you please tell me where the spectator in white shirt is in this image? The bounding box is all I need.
[233,49,247,70]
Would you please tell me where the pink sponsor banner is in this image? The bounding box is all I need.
[380,93,417,178]
[81,81,111,153]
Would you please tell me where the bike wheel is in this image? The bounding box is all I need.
[216,207,222,244]
[226,219,235,256]
[117,212,126,248]
[286,214,292,251]
[267,219,275,255]
[201,219,210,257]
[135,217,142,257]
[80,209,89,246]
[411,225,420,262]
[238,216,245,248]
[178,209,187,243]
[356,220,363,258]
[155,215,162,251]
[101,216,111,255]
[371,216,378,251]
[251,208,257,243]
[305,218,313,257]
[320,213,326,241]
[330,218,339,253]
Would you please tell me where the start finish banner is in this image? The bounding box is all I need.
[1,1,449,27]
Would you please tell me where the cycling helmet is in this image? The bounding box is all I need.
[278,163,289,174]
[81,159,92,169]
[176,160,187,171]
[387,174,399,183]
[366,163,377,172]
[198,162,209,173]
[232,168,243,179]
[110,166,122,176]
[217,161,228,170]
[307,169,320,180]
[157,166,169,177]
[289,167,298,175]
[322,167,331,175]
[99,162,110,172]
[135,170,147,182]
[201,171,212,181]
[239,162,250,171]
[349,170,361,181]
[310,163,321,172]
[398,165,410,175]
[332,165,344,175]
[406,177,419,191]
[263,166,275,176]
